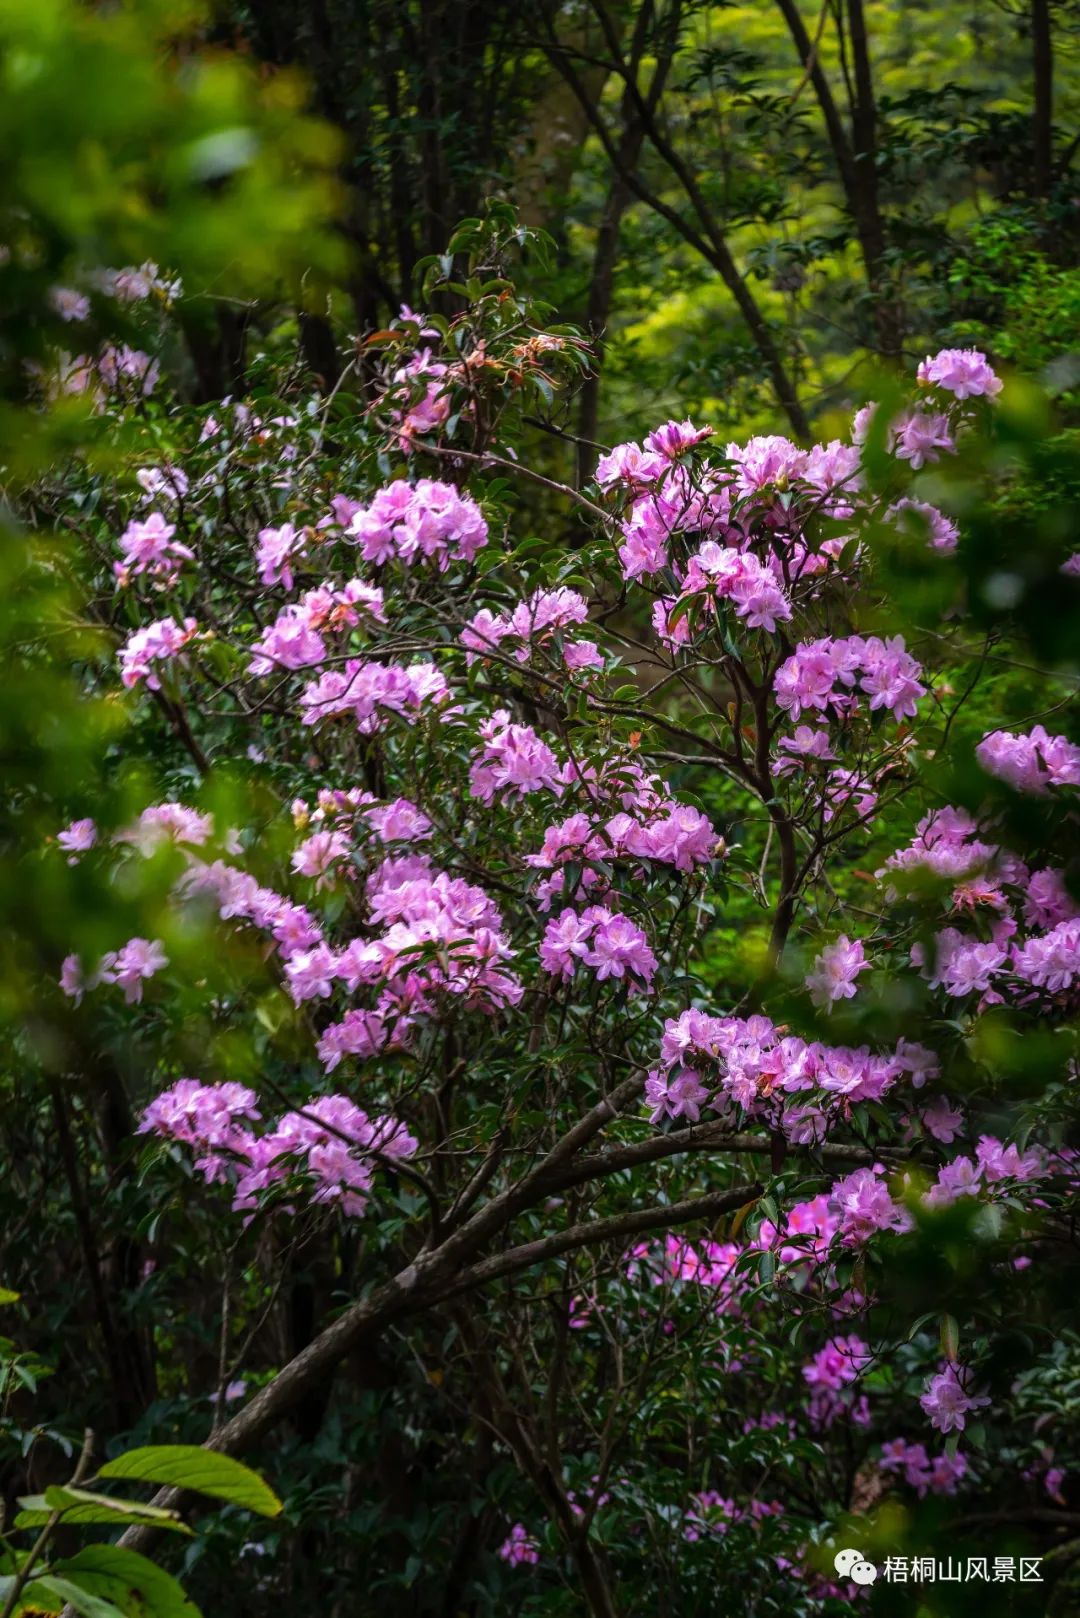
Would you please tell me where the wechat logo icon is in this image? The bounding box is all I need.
[835,1547,879,1586]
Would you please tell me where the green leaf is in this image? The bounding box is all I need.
[23,1575,127,1618]
[940,1313,960,1361]
[14,1487,192,1535]
[51,1546,202,1618]
[98,1447,282,1518]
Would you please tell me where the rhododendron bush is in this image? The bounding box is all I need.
[7,217,1080,1616]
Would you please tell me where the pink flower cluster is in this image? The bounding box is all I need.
[924,1135,1048,1208]
[630,1232,744,1301]
[211,849,519,1022]
[648,1010,924,1130]
[299,660,452,734]
[917,347,1003,399]
[526,797,717,909]
[136,465,189,504]
[118,616,199,690]
[292,828,353,888]
[98,343,160,396]
[115,513,194,587]
[119,802,217,853]
[140,1081,416,1219]
[540,906,657,991]
[596,353,999,629]
[497,1524,540,1567]
[469,710,564,804]
[55,803,218,870]
[364,798,433,844]
[892,410,954,469]
[803,1334,872,1391]
[675,541,792,634]
[828,1166,911,1243]
[879,1438,969,1496]
[596,418,713,487]
[347,479,487,568]
[880,805,1000,891]
[881,796,1080,1007]
[462,587,602,674]
[61,937,168,1006]
[95,262,182,304]
[682,1492,784,1542]
[976,724,1080,795]
[248,583,386,674]
[802,1334,872,1426]
[774,635,926,723]
[48,286,91,323]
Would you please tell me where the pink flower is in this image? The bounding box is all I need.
[316,1010,397,1072]
[644,1067,710,1123]
[919,1363,990,1434]
[725,434,808,493]
[929,1451,969,1494]
[644,418,714,459]
[859,635,926,720]
[284,944,338,1003]
[348,479,487,568]
[498,1524,540,1567]
[291,830,352,887]
[893,410,954,469]
[256,522,306,588]
[595,440,668,488]
[119,802,214,853]
[1012,918,1080,993]
[98,344,160,396]
[879,1438,933,1495]
[924,1155,982,1208]
[539,909,595,978]
[136,466,188,503]
[59,954,85,1003]
[57,818,97,863]
[583,910,657,988]
[114,513,194,587]
[920,1096,964,1143]
[772,727,835,776]
[365,799,433,843]
[139,1079,261,1148]
[886,498,959,554]
[563,639,604,672]
[805,936,870,1010]
[802,1334,872,1391]
[680,543,792,632]
[48,286,90,322]
[829,1166,907,1243]
[107,937,168,1003]
[98,262,181,304]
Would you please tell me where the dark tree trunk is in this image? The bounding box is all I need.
[299,312,343,391]
[577,170,634,487]
[774,0,903,359]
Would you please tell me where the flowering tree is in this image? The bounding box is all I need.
[12,212,1080,1613]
